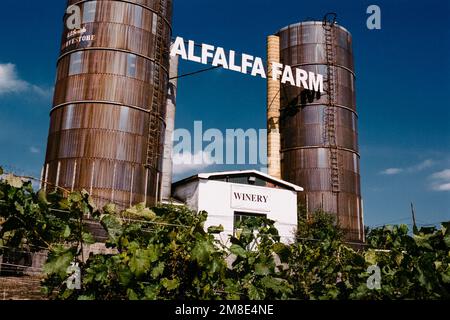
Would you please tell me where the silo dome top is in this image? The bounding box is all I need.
[278,21,351,35]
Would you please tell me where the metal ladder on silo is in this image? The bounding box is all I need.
[146,0,167,170]
[323,15,340,194]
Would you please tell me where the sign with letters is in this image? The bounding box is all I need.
[230,184,271,213]
[170,36,324,93]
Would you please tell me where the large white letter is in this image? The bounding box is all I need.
[271,62,283,81]
[281,65,295,86]
[170,37,187,60]
[251,57,267,78]
[228,50,241,72]
[295,68,309,89]
[212,47,229,69]
[188,40,201,63]
[309,72,324,93]
[241,54,254,75]
[201,43,215,65]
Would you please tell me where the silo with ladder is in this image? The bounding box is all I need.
[274,16,364,241]
[43,0,173,208]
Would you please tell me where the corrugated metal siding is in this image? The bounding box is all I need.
[278,22,363,242]
[44,0,172,208]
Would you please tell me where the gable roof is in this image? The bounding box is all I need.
[172,170,303,192]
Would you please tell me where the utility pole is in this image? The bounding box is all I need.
[411,202,418,233]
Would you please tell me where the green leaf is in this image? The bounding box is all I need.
[117,265,133,286]
[151,262,165,279]
[14,202,24,215]
[441,267,450,284]
[43,247,75,278]
[443,234,450,248]
[68,192,83,204]
[261,276,290,294]
[63,225,71,238]
[248,284,264,300]
[82,232,95,245]
[162,278,179,291]
[230,244,247,258]
[255,263,270,276]
[127,288,139,300]
[78,295,95,300]
[191,241,213,265]
[365,250,378,265]
[103,203,117,215]
[138,207,156,220]
[272,243,290,263]
[101,214,122,240]
[207,225,224,234]
[0,166,3,175]
[144,285,160,300]
[129,249,152,277]
[37,189,50,205]
[413,234,433,250]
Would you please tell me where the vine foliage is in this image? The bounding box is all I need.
[0,168,449,300]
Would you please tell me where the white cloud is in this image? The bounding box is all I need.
[407,159,435,172]
[0,63,29,94]
[432,183,450,191]
[172,151,215,176]
[0,63,52,98]
[380,159,436,176]
[430,169,450,192]
[380,168,403,175]
[29,146,40,154]
[431,169,450,180]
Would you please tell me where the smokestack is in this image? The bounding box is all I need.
[160,55,179,201]
[267,35,281,179]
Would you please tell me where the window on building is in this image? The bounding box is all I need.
[233,212,267,237]
[68,51,83,76]
[126,54,137,77]
[82,1,97,23]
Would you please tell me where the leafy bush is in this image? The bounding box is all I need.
[1,168,449,300]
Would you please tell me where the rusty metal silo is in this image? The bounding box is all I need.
[43,0,173,208]
[277,17,364,241]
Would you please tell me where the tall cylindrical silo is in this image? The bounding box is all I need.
[43,0,173,208]
[277,20,364,241]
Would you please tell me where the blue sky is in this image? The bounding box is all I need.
[0,0,449,227]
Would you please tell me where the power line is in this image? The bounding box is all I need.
[170,65,221,80]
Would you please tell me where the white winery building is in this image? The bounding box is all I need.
[171,170,303,244]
